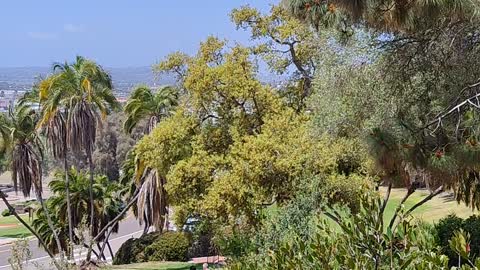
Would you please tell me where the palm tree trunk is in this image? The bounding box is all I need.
[0,191,62,270]
[96,242,106,260]
[92,188,141,243]
[64,146,74,259]
[85,150,95,262]
[107,241,114,259]
[35,189,65,264]
[99,225,115,258]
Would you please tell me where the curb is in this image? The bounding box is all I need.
[0,236,35,247]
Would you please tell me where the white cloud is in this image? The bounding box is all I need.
[27,32,58,40]
[63,24,86,33]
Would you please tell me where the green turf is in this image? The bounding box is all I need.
[383,191,430,223]
[0,214,33,238]
[382,188,477,223]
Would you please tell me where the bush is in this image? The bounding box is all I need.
[113,232,162,265]
[145,232,191,262]
[462,216,480,259]
[231,192,448,269]
[434,214,480,266]
[214,227,255,259]
[1,209,10,217]
[320,173,371,213]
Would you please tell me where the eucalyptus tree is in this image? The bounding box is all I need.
[0,104,64,269]
[38,56,119,261]
[123,85,178,234]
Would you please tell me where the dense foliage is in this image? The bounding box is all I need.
[31,169,125,254]
[145,232,191,262]
[230,192,448,270]
[113,232,162,265]
[4,1,480,269]
[435,215,480,266]
[114,232,191,264]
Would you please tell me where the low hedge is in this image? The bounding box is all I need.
[114,231,191,265]
[145,232,191,262]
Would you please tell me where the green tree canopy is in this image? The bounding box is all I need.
[136,37,316,227]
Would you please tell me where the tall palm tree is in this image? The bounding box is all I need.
[123,85,178,234]
[0,104,64,269]
[38,56,119,261]
[38,74,74,250]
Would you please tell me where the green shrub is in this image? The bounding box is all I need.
[320,173,371,213]
[435,214,463,256]
[113,232,162,265]
[1,209,10,217]
[462,216,480,259]
[214,228,254,259]
[434,214,480,266]
[145,232,191,262]
[230,192,448,269]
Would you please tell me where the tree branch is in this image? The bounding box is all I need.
[0,191,62,270]
[380,183,392,217]
[424,81,480,130]
[388,185,417,229]
[404,185,443,217]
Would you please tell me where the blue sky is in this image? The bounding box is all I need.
[0,1,278,67]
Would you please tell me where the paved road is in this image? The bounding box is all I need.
[0,216,143,269]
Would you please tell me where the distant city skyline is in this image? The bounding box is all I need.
[0,1,278,68]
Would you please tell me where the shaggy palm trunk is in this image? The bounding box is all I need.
[0,191,62,270]
[64,152,74,258]
[85,149,95,262]
[35,189,65,264]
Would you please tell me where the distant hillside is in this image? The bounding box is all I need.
[0,66,287,99]
[0,66,176,94]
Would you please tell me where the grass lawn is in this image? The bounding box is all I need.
[0,214,32,238]
[0,172,12,184]
[103,262,222,270]
[382,188,478,223]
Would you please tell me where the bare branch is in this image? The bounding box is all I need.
[379,182,392,217]
[404,186,443,217]
[424,88,480,130]
[388,185,417,230]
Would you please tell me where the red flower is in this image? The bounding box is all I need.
[435,150,444,158]
[467,243,471,253]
